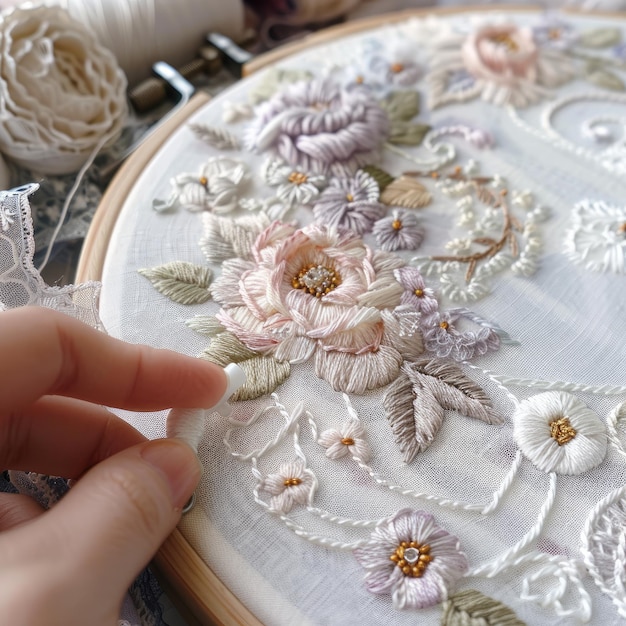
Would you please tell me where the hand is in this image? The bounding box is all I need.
[0,307,227,625]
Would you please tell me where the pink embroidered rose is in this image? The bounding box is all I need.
[459,24,573,107]
[245,78,390,175]
[212,221,406,394]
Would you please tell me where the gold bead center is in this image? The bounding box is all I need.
[390,62,404,73]
[341,437,355,446]
[391,219,403,231]
[414,288,424,297]
[292,264,341,298]
[489,33,519,52]
[389,541,433,578]
[199,176,208,186]
[550,417,577,446]
[288,171,309,186]
[439,321,450,330]
[284,477,302,487]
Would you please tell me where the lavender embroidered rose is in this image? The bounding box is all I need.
[211,221,407,394]
[353,509,468,609]
[245,78,390,175]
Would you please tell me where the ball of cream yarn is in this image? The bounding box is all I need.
[0,4,127,175]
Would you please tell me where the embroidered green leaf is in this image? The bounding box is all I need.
[380,91,420,121]
[380,175,432,209]
[388,121,431,146]
[579,27,622,48]
[185,315,224,337]
[249,67,313,104]
[199,332,256,367]
[585,67,625,91]
[200,213,270,262]
[232,356,291,401]
[199,331,290,400]
[383,358,502,462]
[138,262,211,305]
[441,589,526,626]
[189,123,240,150]
[361,165,395,192]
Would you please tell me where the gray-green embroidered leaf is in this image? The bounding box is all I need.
[380,175,432,209]
[361,165,395,192]
[138,262,211,305]
[249,67,313,104]
[200,213,270,262]
[199,332,256,367]
[441,589,526,626]
[383,358,502,462]
[189,123,241,150]
[380,91,420,121]
[586,68,625,91]
[579,27,622,49]
[232,356,291,401]
[185,315,224,337]
[388,121,431,146]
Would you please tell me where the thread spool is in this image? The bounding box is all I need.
[57,0,245,86]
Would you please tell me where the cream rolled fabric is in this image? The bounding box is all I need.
[0,5,127,175]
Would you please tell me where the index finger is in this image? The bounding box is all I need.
[0,307,226,413]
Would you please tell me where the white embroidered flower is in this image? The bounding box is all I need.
[259,460,316,514]
[154,157,249,213]
[318,420,371,462]
[263,158,327,208]
[445,238,472,254]
[222,99,253,123]
[564,199,626,274]
[511,189,534,210]
[368,42,423,87]
[513,391,607,475]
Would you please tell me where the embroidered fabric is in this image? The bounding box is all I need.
[94,9,626,626]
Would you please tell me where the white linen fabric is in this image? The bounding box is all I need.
[97,10,626,625]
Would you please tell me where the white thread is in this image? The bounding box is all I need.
[486,375,626,396]
[607,401,626,459]
[467,473,558,577]
[57,0,244,86]
[384,137,455,172]
[581,484,626,619]
[166,407,206,451]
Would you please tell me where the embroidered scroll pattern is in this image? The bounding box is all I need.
[137,14,626,623]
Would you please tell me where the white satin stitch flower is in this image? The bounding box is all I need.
[318,420,371,462]
[259,461,316,514]
[263,158,327,207]
[154,157,249,213]
[564,200,626,274]
[513,391,607,475]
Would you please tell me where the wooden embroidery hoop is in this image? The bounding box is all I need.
[75,5,613,624]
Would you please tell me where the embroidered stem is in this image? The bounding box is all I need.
[466,473,558,577]
[485,375,626,396]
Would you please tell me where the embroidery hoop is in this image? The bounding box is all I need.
[76,7,626,624]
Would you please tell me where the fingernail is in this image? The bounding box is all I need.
[210,362,246,417]
[141,439,202,509]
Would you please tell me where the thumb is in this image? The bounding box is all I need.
[21,439,201,619]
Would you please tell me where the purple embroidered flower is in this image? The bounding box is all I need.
[245,78,390,175]
[394,266,438,315]
[318,420,371,462]
[532,17,578,50]
[421,310,500,361]
[353,509,468,610]
[312,171,385,235]
[369,44,423,86]
[373,209,424,252]
[259,460,316,514]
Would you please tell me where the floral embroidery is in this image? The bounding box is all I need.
[244,78,390,175]
[312,170,385,235]
[564,199,626,274]
[427,22,574,108]
[211,221,405,394]
[353,509,468,609]
[368,43,423,87]
[259,460,316,514]
[0,192,15,232]
[372,209,424,252]
[394,266,438,315]
[441,589,526,625]
[262,157,327,208]
[513,391,607,475]
[153,157,249,213]
[318,419,371,462]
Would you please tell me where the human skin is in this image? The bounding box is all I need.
[0,307,226,625]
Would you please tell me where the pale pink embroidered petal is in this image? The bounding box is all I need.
[260,461,316,514]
